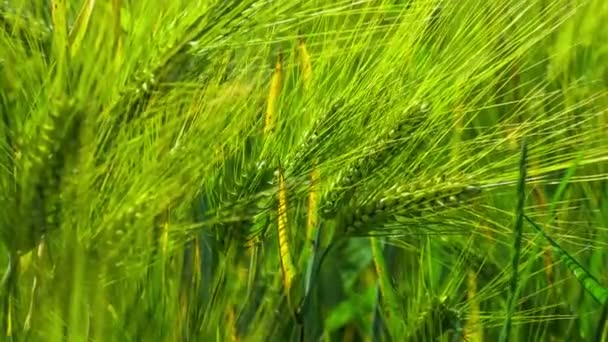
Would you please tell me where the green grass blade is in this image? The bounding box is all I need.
[524,215,608,306]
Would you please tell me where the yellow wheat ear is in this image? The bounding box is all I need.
[264,53,283,135]
[226,305,239,342]
[297,37,313,91]
[306,165,320,244]
[277,166,296,293]
[464,268,483,342]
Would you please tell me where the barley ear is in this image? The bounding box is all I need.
[277,166,296,294]
[297,37,313,90]
[306,164,320,244]
[264,53,283,136]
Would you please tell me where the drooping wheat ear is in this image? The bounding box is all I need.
[322,108,426,217]
[337,179,481,235]
[277,166,296,293]
[264,53,283,136]
[297,37,313,90]
[203,155,275,247]
[525,215,608,305]
[20,102,81,254]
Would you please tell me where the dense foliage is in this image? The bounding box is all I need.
[1,0,608,341]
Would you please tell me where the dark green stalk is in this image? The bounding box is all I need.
[500,139,527,342]
[594,303,608,342]
[371,243,397,341]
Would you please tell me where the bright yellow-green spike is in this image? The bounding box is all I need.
[277,167,295,293]
[69,0,96,57]
[6,297,12,337]
[264,54,283,135]
[465,269,483,342]
[306,164,320,244]
[227,305,239,342]
[297,37,313,90]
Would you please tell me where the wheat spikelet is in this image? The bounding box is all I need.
[297,37,313,90]
[306,164,320,244]
[264,53,283,135]
[277,167,296,293]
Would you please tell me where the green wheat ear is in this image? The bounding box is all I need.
[525,215,608,306]
[322,106,427,217]
[337,179,481,236]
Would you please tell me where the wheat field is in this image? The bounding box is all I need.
[1,0,608,341]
